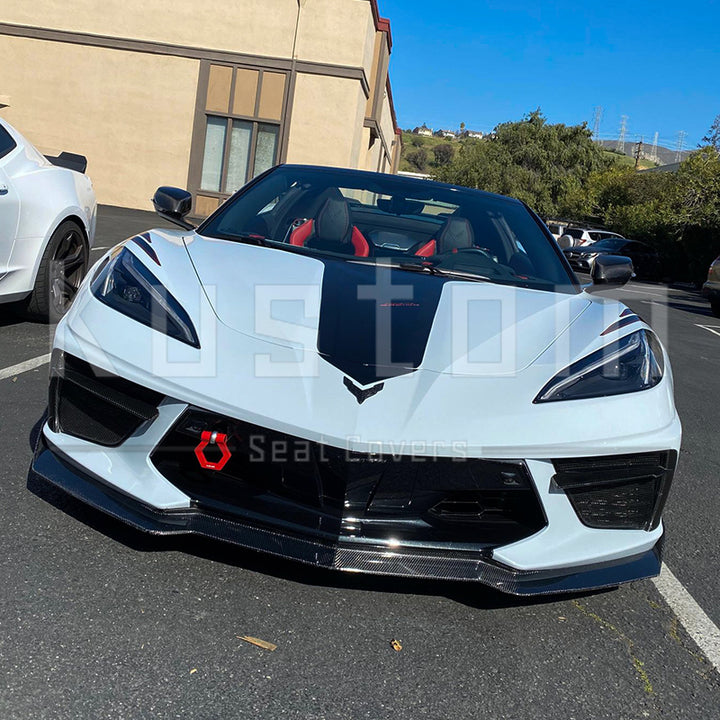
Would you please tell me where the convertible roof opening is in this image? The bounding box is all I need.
[199,165,577,293]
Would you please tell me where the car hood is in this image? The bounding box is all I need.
[184,235,592,383]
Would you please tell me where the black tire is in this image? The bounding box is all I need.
[24,220,89,323]
[711,300,720,318]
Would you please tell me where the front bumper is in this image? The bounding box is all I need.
[31,433,664,596]
[702,280,720,301]
[565,255,594,273]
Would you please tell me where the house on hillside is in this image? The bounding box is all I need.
[434,129,456,139]
[459,129,483,139]
[413,124,433,137]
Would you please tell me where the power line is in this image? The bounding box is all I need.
[616,115,628,154]
[675,130,687,163]
[634,136,644,169]
[591,106,603,141]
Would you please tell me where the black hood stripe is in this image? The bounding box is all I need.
[316,260,446,385]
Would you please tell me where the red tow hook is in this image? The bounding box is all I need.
[194,430,232,471]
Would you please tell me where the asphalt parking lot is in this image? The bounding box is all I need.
[1,206,719,719]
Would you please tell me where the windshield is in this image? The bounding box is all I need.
[199,166,576,292]
[591,238,627,251]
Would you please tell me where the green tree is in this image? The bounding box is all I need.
[589,166,679,268]
[673,146,720,282]
[701,114,720,150]
[588,148,720,283]
[436,110,609,218]
[406,147,429,173]
[433,142,454,166]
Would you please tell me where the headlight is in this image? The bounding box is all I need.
[91,247,200,348]
[534,329,663,403]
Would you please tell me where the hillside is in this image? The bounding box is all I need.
[399,131,455,174]
[400,131,659,174]
[601,148,657,170]
[598,139,691,167]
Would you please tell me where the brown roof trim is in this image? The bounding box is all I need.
[367,1,392,50]
[0,22,369,98]
[377,18,392,51]
[368,0,381,26]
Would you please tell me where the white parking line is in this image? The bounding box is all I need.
[696,324,720,338]
[0,353,51,381]
[619,287,668,298]
[653,563,720,674]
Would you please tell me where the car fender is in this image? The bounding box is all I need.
[13,165,95,243]
[6,162,96,290]
[16,203,93,291]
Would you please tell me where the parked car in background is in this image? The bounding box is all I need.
[0,117,96,321]
[564,237,661,279]
[560,227,625,248]
[703,255,720,317]
[546,221,567,241]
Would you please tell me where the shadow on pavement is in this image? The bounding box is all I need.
[0,303,33,328]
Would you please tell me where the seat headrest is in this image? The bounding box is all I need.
[315,197,351,244]
[437,217,475,253]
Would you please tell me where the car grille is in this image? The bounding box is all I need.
[151,409,547,546]
[48,351,163,447]
[552,451,677,530]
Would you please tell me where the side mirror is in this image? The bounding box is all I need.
[557,234,574,250]
[152,186,195,230]
[588,255,633,291]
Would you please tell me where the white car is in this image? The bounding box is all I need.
[0,118,96,321]
[546,221,567,241]
[31,166,681,596]
[560,227,625,248]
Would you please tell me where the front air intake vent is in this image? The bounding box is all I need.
[48,351,163,447]
[552,451,677,531]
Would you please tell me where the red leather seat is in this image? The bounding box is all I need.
[289,198,369,257]
[415,217,474,256]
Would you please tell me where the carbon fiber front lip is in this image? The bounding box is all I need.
[30,434,664,596]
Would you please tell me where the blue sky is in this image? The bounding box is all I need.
[381,0,718,149]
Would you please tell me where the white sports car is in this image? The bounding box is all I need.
[0,118,96,320]
[31,166,681,595]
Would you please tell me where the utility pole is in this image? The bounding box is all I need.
[616,115,628,154]
[634,136,644,169]
[651,132,659,164]
[591,106,603,142]
[675,131,687,163]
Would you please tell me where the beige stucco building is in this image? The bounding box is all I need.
[0,0,401,214]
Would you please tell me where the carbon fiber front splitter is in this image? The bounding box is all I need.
[30,434,664,596]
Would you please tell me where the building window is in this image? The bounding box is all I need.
[199,117,280,195]
[191,63,287,215]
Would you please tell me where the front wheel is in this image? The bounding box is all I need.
[24,220,89,323]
